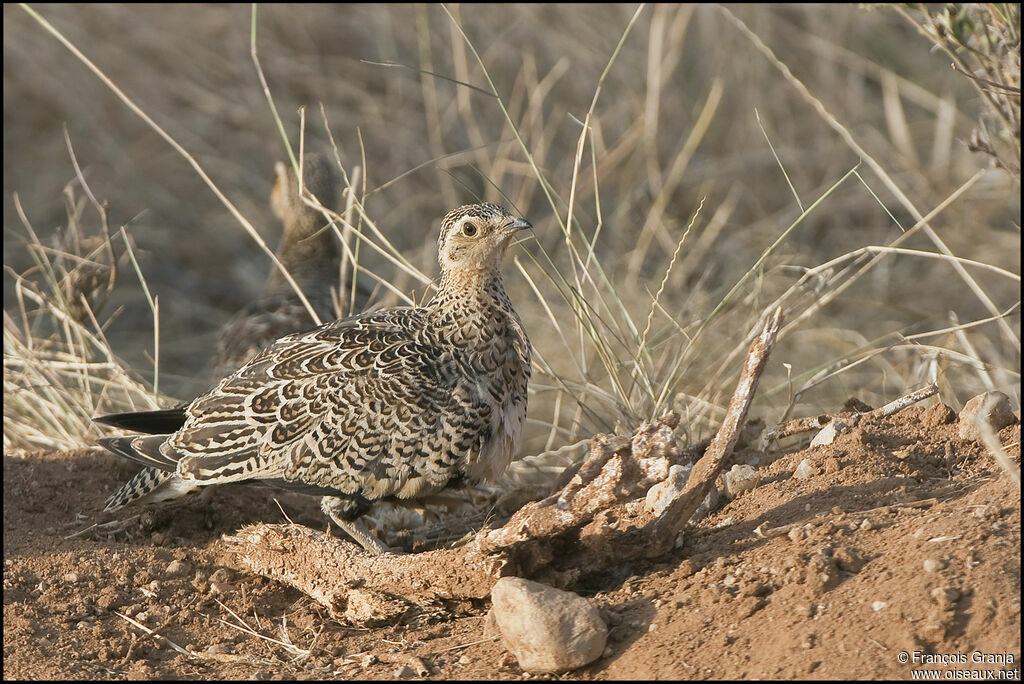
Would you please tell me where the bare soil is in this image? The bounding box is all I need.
[4,404,1020,680]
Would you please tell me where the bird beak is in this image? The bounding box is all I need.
[505,217,532,232]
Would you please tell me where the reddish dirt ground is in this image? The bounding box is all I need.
[3,403,1020,680]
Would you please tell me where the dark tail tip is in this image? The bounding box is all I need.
[93,408,187,434]
[97,436,139,462]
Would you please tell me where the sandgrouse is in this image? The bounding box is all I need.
[95,203,532,554]
[95,156,370,515]
[214,153,371,378]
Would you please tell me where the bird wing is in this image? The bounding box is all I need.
[212,288,334,378]
[166,308,489,501]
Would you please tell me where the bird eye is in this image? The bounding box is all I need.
[461,222,478,237]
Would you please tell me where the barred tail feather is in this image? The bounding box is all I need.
[104,467,198,510]
[98,435,179,471]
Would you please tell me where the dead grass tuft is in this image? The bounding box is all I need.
[4,4,1019,464]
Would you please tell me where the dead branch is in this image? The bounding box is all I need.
[224,522,503,622]
[645,307,782,554]
[225,309,784,622]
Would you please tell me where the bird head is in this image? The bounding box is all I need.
[270,154,340,238]
[437,203,532,274]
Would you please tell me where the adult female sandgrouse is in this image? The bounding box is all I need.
[213,154,370,378]
[95,203,532,554]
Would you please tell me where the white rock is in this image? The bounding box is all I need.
[694,487,719,522]
[644,464,690,516]
[811,420,849,447]
[165,559,189,576]
[490,577,607,674]
[722,464,760,499]
[793,458,817,480]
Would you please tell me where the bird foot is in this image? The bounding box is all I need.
[320,497,396,555]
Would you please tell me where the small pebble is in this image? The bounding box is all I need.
[408,657,430,677]
[860,518,875,530]
[63,572,79,583]
[923,558,944,573]
[644,464,689,516]
[872,601,887,612]
[166,560,188,576]
[957,391,1016,441]
[743,582,771,598]
[923,402,957,427]
[794,602,815,618]
[490,577,607,674]
[793,458,817,480]
[209,568,234,583]
[691,486,719,522]
[788,526,806,542]
[721,464,760,499]
[810,422,844,447]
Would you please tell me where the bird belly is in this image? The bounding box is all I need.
[467,394,525,483]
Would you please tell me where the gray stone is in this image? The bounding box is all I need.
[693,487,719,522]
[645,464,690,516]
[490,577,607,674]
[958,391,1016,441]
[811,420,849,447]
[793,458,817,480]
[721,464,759,499]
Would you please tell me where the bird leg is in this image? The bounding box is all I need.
[320,496,395,555]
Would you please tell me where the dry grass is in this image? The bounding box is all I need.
[4,174,161,451]
[891,3,1020,180]
[4,4,1020,460]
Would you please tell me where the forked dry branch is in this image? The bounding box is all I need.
[225,310,783,623]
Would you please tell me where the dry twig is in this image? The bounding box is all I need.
[763,383,940,444]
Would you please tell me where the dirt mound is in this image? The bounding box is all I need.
[3,405,1020,679]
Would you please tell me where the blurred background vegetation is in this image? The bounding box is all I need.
[4,4,1019,456]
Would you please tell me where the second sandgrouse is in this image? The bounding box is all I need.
[214,154,370,378]
[95,203,532,554]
